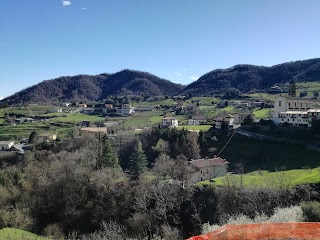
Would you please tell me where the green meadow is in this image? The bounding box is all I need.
[0,228,46,240]
[252,108,271,119]
[198,167,320,188]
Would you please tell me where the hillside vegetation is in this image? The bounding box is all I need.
[2,70,183,105]
[2,58,320,105]
[181,58,320,96]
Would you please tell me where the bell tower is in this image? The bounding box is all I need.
[288,78,296,97]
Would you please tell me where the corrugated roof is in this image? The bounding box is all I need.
[80,127,107,133]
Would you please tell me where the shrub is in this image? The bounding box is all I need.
[269,206,305,222]
[301,201,320,222]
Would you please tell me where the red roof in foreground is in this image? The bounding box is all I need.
[187,222,320,240]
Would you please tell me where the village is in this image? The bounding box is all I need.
[1,80,320,186]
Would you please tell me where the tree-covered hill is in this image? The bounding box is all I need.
[180,58,320,96]
[2,70,184,105]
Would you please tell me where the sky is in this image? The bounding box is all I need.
[1,0,320,99]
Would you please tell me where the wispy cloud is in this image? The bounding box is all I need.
[183,69,187,71]
[175,72,181,77]
[82,7,87,11]
[190,76,199,81]
[0,97,3,101]
[62,1,72,6]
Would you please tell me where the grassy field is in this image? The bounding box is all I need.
[0,122,73,140]
[177,125,212,131]
[50,113,105,123]
[215,136,320,172]
[252,108,271,119]
[198,167,320,188]
[0,228,46,240]
[296,81,320,97]
[123,111,164,128]
[245,93,280,101]
[132,99,176,107]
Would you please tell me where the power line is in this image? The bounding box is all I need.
[217,128,237,157]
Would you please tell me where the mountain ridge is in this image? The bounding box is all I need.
[2,58,320,104]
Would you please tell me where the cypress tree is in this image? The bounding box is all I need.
[100,136,120,169]
[129,141,148,180]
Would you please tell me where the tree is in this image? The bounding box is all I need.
[100,137,120,169]
[28,130,38,144]
[242,114,254,126]
[314,91,319,98]
[129,141,148,180]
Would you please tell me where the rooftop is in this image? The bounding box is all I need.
[0,141,14,145]
[80,127,107,133]
[189,157,228,170]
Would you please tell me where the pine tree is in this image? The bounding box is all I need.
[100,136,120,169]
[129,141,148,180]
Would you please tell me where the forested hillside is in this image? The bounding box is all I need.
[2,58,320,104]
[180,58,320,96]
[2,70,183,105]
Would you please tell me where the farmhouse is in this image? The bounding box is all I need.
[80,127,107,138]
[161,117,178,128]
[0,141,15,151]
[187,157,228,184]
[188,116,207,126]
[214,114,234,129]
[117,104,135,115]
[38,133,57,142]
[273,80,320,127]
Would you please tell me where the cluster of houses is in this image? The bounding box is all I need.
[272,81,320,127]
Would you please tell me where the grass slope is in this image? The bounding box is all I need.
[0,228,46,240]
[252,108,271,119]
[198,167,320,188]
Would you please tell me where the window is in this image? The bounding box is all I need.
[279,101,282,107]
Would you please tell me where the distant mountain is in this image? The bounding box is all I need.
[2,70,184,105]
[180,58,320,96]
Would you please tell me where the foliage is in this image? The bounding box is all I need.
[129,141,148,179]
[99,137,120,169]
[301,201,320,222]
[28,130,38,144]
[3,70,183,105]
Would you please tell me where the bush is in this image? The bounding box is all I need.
[269,206,305,222]
[301,201,320,222]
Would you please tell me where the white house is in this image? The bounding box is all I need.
[0,141,15,151]
[117,104,135,115]
[52,108,63,113]
[272,81,320,127]
[187,157,228,184]
[188,116,207,126]
[161,117,178,128]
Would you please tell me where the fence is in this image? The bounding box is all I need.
[187,222,320,240]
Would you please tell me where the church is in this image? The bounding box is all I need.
[272,80,320,127]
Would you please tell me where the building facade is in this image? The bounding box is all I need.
[0,141,14,151]
[188,116,207,126]
[272,82,320,127]
[161,117,179,128]
[187,157,228,184]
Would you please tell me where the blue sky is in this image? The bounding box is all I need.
[1,0,320,99]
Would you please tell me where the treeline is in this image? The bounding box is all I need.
[0,131,319,239]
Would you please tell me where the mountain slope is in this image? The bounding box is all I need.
[3,70,183,104]
[180,58,320,96]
